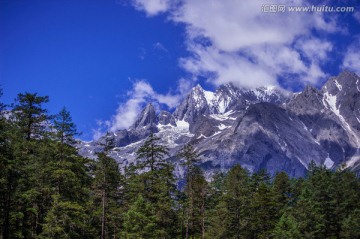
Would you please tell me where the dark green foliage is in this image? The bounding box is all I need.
[53,107,79,145]
[0,88,5,111]
[1,89,360,239]
[340,209,360,239]
[0,92,93,238]
[209,165,251,239]
[177,144,207,238]
[273,211,301,239]
[289,166,360,239]
[125,133,179,238]
[123,195,158,239]
[40,195,91,239]
[12,92,50,140]
[92,151,123,239]
[271,172,291,220]
[184,166,207,239]
[136,133,169,172]
[177,143,199,170]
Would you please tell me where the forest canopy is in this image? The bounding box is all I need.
[0,91,359,239]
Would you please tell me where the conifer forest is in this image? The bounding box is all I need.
[1,90,360,239]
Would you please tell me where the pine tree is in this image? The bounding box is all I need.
[123,195,158,239]
[207,165,251,239]
[7,92,52,237]
[41,119,92,238]
[0,88,5,111]
[136,133,169,172]
[273,211,301,239]
[0,88,14,238]
[12,92,50,140]
[92,132,122,239]
[133,133,179,238]
[206,171,227,238]
[250,182,277,239]
[134,133,170,203]
[271,172,291,219]
[177,144,201,239]
[340,209,360,239]
[41,194,91,239]
[177,144,199,171]
[53,107,78,145]
[183,166,208,239]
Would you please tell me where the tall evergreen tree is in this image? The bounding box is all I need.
[123,195,158,239]
[6,92,52,237]
[0,88,4,111]
[12,92,50,140]
[136,133,168,172]
[271,172,291,218]
[250,182,277,239]
[273,210,301,239]
[92,132,122,239]
[182,166,208,239]
[53,107,78,145]
[41,194,91,239]
[207,165,251,239]
[132,133,178,238]
[177,144,201,239]
[0,88,14,238]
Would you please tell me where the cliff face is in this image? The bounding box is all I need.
[79,71,360,178]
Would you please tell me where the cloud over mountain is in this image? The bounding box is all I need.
[132,0,345,90]
[109,79,188,131]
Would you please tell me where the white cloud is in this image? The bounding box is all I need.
[180,45,278,89]
[109,80,183,131]
[92,120,111,140]
[168,0,341,89]
[172,0,309,51]
[304,63,327,84]
[296,38,333,61]
[92,129,103,141]
[132,0,171,16]
[131,0,344,89]
[343,37,360,75]
[177,77,193,95]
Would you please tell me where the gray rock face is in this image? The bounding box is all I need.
[191,103,324,177]
[132,103,157,130]
[79,71,360,178]
[157,110,176,126]
[322,71,360,135]
[173,84,213,124]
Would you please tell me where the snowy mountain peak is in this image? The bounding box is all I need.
[79,71,360,178]
[132,103,157,129]
[323,70,360,95]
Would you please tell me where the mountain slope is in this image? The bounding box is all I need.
[79,71,360,178]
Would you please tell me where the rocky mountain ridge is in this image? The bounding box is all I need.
[79,70,360,178]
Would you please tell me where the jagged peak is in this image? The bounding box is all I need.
[299,85,323,100]
[303,84,320,92]
[321,70,360,95]
[132,102,157,129]
[194,83,203,90]
[338,69,359,78]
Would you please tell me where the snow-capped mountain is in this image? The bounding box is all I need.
[79,71,360,178]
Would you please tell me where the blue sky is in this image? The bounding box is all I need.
[1,0,360,140]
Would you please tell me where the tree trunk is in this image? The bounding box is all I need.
[201,191,205,239]
[101,189,106,239]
